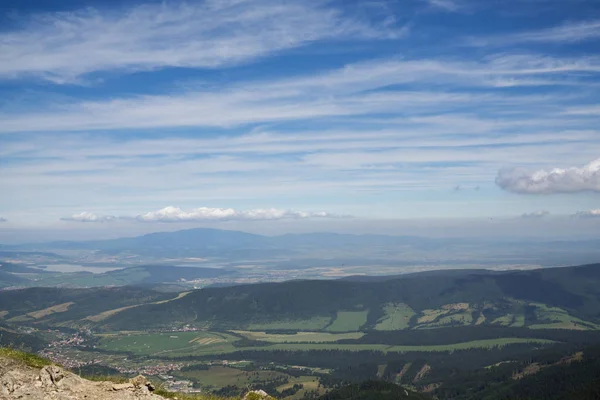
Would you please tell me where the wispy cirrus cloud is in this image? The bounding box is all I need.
[496,159,600,194]
[472,19,600,46]
[60,207,345,223]
[2,54,599,133]
[0,0,401,84]
[2,2,599,227]
[507,20,600,44]
[562,105,600,116]
[424,0,464,12]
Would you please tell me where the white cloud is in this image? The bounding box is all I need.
[60,207,344,223]
[0,217,7,223]
[134,206,343,222]
[0,0,400,84]
[473,19,600,46]
[2,54,599,134]
[60,212,117,223]
[509,20,600,43]
[572,209,600,218]
[496,159,600,194]
[521,210,550,219]
[562,105,600,116]
[425,0,463,12]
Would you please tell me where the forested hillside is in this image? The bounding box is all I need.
[2,264,600,400]
[97,264,600,331]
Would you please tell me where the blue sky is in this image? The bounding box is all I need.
[0,0,599,239]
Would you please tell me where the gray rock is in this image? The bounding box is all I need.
[0,356,165,400]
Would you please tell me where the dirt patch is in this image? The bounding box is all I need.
[442,303,469,311]
[85,305,139,322]
[397,363,411,380]
[422,383,441,393]
[27,302,75,319]
[414,364,431,382]
[152,291,190,305]
[513,363,541,379]
[85,292,190,322]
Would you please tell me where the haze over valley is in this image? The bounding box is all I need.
[2,0,600,398]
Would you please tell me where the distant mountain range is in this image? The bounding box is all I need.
[2,227,600,265]
[1,228,435,252]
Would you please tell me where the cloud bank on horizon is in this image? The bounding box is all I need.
[61,207,344,223]
[1,0,599,231]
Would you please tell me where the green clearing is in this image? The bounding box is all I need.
[374,303,415,331]
[231,330,364,343]
[414,303,474,329]
[529,322,590,330]
[420,311,474,328]
[475,312,486,325]
[98,331,238,356]
[492,314,516,326]
[276,376,326,400]
[511,314,525,327]
[247,317,331,331]
[529,303,600,330]
[417,309,449,324]
[326,311,368,332]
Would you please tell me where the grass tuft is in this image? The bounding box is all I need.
[0,347,54,369]
[153,388,240,400]
[82,374,129,384]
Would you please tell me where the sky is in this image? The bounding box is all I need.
[0,0,599,241]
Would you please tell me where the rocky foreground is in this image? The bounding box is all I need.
[0,354,163,400]
[0,353,277,400]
